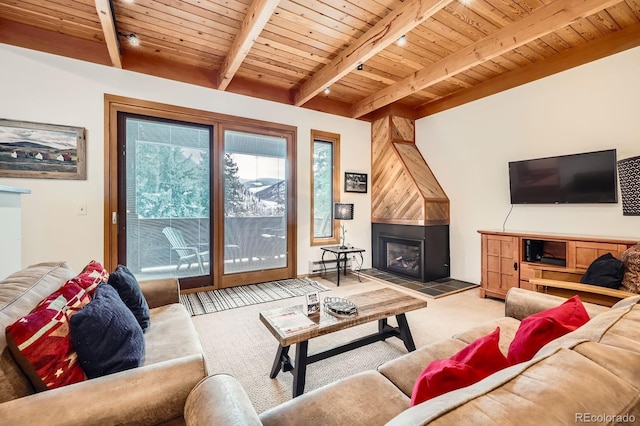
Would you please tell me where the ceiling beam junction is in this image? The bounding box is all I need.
[351,0,623,118]
[293,0,453,107]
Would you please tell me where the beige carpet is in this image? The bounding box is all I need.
[190,274,504,414]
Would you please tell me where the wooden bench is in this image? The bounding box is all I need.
[529,268,637,307]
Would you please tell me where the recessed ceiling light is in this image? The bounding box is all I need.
[127,33,140,46]
[118,32,140,47]
[396,35,407,47]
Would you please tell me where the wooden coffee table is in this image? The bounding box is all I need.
[259,287,428,397]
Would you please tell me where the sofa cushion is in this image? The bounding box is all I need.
[5,279,90,391]
[507,295,589,364]
[70,283,145,379]
[259,370,410,426]
[453,317,520,356]
[389,344,640,426]
[411,327,509,406]
[0,261,76,402]
[378,317,519,397]
[107,265,150,332]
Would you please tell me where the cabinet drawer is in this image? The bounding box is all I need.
[519,263,536,282]
[573,242,631,270]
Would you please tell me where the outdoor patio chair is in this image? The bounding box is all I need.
[162,227,208,274]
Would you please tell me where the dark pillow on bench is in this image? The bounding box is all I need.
[580,253,625,289]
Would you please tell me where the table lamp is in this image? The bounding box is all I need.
[334,203,354,249]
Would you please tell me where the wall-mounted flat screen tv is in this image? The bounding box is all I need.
[509,149,618,204]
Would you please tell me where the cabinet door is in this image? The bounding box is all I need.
[481,234,519,298]
[573,241,631,270]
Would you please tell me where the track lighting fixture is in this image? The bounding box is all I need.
[357,63,363,71]
[323,87,330,95]
[396,34,407,47]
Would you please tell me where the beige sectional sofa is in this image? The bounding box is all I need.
[0,261,207,425]
[184,288,640,425]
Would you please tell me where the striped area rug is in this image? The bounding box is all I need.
[180,278,330,316]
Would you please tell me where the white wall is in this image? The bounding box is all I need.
[417,46,640,285]
[0,44,371,274]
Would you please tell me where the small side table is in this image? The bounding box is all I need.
[320,246,365,286]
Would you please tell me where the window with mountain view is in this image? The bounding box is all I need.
[311,130,340,245]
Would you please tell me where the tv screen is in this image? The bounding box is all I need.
[509,149,618,204]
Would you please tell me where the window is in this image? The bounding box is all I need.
[311,130,340,246]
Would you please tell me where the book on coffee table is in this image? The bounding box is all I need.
[268,310,318,335]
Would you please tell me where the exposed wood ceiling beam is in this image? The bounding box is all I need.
[217,0,281,90]
[351,0,623,118]
[413,23,640,119]
[293,0,453,107]
[94,0,121,69]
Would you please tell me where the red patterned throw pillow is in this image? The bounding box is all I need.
[6,280,92,391]
[72,260,109,296]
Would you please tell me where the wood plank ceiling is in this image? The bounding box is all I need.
[1,0,639,120]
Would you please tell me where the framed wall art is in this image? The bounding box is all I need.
[0,118,86,180]
[345,172,367,193]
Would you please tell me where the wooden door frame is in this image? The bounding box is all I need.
[103,94,297,289]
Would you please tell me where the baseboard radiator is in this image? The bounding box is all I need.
[308,258,352,275]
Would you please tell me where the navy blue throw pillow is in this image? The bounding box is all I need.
[70,283,145,379]
[108,265,151,332]
[580,253,625,289]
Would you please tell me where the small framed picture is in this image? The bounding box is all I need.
[345,172,367,193]
[304,291,320,316]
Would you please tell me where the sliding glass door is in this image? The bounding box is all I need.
[107,97,297,289]
[223,130,287,274]
[118,113,212,286]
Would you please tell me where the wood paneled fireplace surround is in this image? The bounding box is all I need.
[370,114,450,282]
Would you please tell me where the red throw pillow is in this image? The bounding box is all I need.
[6,280,91,391]
[71,260,109,297]
[411,327,508,406]
[507,295,589,365]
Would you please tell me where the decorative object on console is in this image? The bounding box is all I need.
[344,172,367,193]
[334,203,354,249]
[0,118,86,180]
[617,155,640,216]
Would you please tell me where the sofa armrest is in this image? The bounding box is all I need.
[0,354,206,426]
[184,374,262,426]
[504,288,608,320]
[139,277,180,308]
